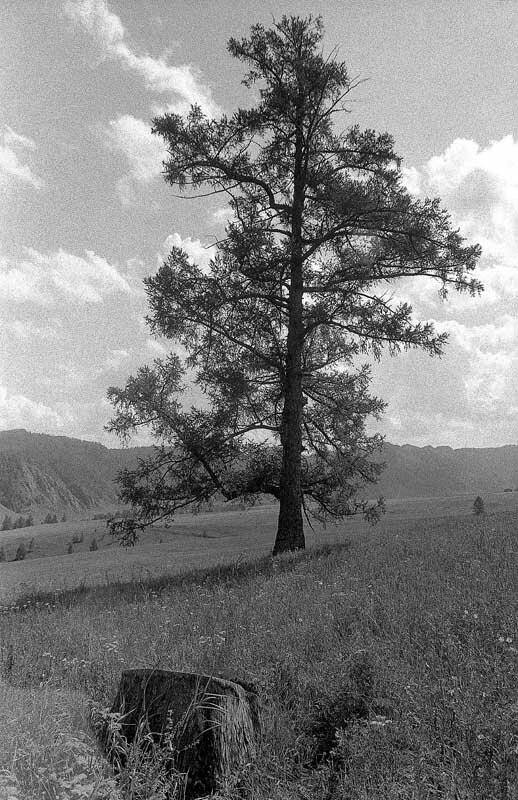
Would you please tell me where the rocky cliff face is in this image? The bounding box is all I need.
[0,429,151,517]
[0,453,87,514]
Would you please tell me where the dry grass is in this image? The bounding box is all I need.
[2,493,515,605]
[2,495,518,797]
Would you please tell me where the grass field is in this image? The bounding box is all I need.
[2,493,518,798]
[1,491,516,605]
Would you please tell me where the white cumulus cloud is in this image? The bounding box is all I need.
[107,115,166,182]
[64,0,220,117]
[0,386,65,430]
[0,126,43,191]
[0,247,132,304]
[403,135,518,308]
[106,114,167,203]
[161,232,213,273]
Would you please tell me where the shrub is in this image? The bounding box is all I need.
[0,545,5,562]
[89,537,98,552]
[1,515,12,531]
[473,496,485,515]
[14,542,26,561]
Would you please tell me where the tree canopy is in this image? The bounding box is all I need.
[108,16,481,553]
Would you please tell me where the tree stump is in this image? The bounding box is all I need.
[95,669,260,799]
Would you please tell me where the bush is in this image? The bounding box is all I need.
[14,542,27,561]
[473,496,485,515]
[89,537,98,552]
[1,515,12,531]
[67,542,73,555]
[0,546,6,562]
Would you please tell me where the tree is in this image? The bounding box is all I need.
[108,16,481,554]
[14,541,26,561]
[1,515,12,532]
[473,496,485,516]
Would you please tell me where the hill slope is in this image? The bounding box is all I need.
[0,429,151,517]
[0,429,517,517]
[376,442,518,498]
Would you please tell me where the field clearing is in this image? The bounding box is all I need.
[1,492,516,604]
[2,496,518,797]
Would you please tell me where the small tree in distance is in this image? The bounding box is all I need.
[108,16,481,554]
[14,542,26,561]
[473,496,485,516]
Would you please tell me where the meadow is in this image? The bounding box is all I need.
[1,492,518,798]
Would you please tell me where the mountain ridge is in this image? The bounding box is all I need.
[1,429,517,518]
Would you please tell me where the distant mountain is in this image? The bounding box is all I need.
[0,429,517,519]
[375,442,518,499]
[0,429,152,518]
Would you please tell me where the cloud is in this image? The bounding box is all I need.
[69,0,220,201]
[212,206,232,226]
[438,316,518,413]
[371,310,518,448]
[104,348,131,371]
[0,126,43,191]
[147,339,169,357]
[161,232,213,272]
[0,386,65,430]
[6,318,63,340]
[106,114,167,203]
[64,0,220,117]
[402,135,518,308]
[0,247,132,304]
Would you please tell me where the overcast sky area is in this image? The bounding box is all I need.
[1,0,518,449]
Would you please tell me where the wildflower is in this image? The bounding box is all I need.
[368,715,392,727]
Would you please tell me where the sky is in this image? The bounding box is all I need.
[1,0,518,449]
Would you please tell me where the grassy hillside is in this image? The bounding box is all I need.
[1,497,518,797]
[0,429,152,517]
[0,492,515,605]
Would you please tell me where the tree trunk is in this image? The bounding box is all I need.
[92,669,260,800]
[273,93,306,556]
[274,349,305,554]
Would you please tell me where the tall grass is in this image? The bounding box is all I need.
[2,509,518,797]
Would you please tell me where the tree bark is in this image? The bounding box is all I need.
[93,669,260,800]
[273,87,306,556]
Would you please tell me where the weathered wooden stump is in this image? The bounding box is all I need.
[95,669,260,799]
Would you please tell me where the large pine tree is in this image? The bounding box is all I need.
[108,17,481,554]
